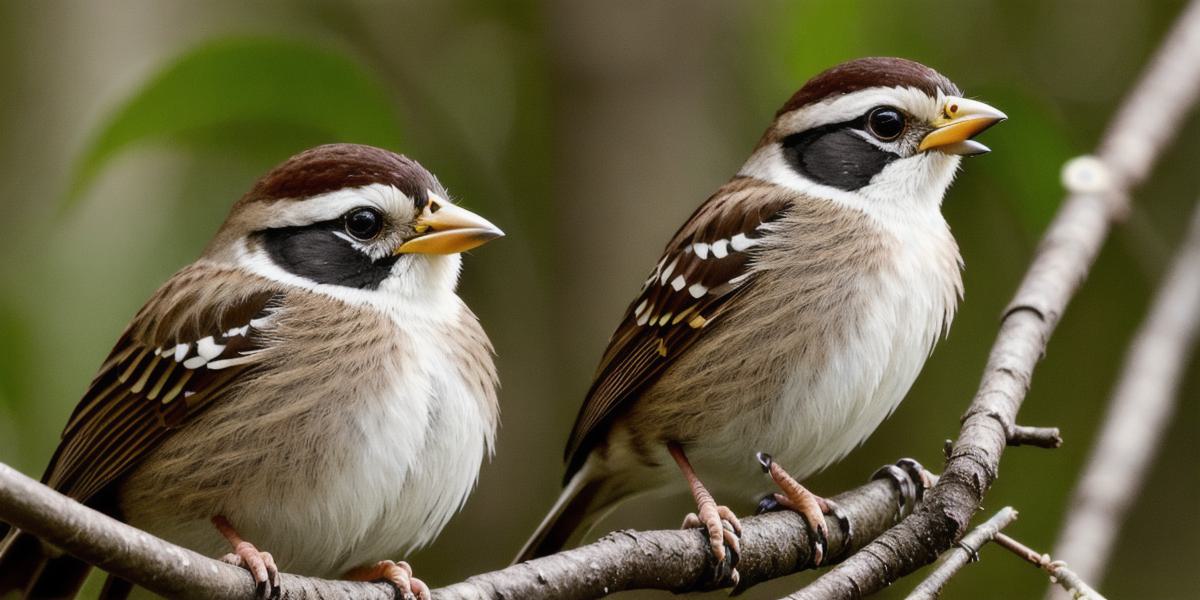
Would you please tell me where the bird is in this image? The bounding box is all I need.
[0,143,505,600]
[514,57,1005,575]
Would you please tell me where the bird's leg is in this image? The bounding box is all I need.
[668,441,741,584]
[754,452,848,566]
[211,515,280,600]
[344,560,429,600]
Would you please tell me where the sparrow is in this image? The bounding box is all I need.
[0,144,504,600]
[515,58,1005,576]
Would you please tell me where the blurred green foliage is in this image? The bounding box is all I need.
[66,37,404,204]
[0,1,1197,599]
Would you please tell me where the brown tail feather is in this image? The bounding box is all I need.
[27,555,91,599]
[0,529,92,599]
[0,530,47,596]
[513,463,631,564]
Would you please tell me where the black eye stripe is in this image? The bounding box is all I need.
[260,219,399,290]
[781,117,900,191]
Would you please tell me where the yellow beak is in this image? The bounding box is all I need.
[394,192,504,255]
[918,96,1007,155]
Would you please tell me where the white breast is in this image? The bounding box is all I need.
[762,205,961,480]
[122,286,496,578]
[315,297,493,573]
[283,285,495,574]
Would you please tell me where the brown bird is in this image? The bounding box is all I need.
[0,144,504,600]
[515,58,1005,575]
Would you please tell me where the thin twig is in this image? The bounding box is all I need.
[995,534,1107,600]
[904,507,1018,600]
[1006,424,1063,448]
[1045,198,1200,598]
[783,1,1200,598]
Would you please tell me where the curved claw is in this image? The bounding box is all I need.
[756,493,781,514]
[220,543,280,600]
[756,452,774,472]
[345,560,430,600]
[895,458,931,502]
[717,505,743,536]
[212,516,280,600]
[824,498,853,561]
[871,458,929,519]
[871,464,914,518]
[681,506,741,584]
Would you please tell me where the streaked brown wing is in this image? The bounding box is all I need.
[564,178,793,475]
[42,263,285,503]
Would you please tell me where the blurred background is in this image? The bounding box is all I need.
[0,1,1197,598]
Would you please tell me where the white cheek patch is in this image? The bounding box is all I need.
[738,137,962,235]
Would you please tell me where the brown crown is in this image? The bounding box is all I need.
[241,143,442,205]
[776,57,961,117]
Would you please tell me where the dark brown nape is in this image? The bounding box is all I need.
[240,143,442,206]
[777,57,962,116]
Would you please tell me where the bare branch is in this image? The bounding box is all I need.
[0,463,397,599]
[1044,198,1200,598]
[996,534,1107,600]
[5,4,1199,599]
[905,507,1018,600]
[782,1,1200,598]
[0,460,922,599]
[1006,425,1063,449]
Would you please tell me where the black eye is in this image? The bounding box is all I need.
[866,107,906,141]
[343,208,383,241]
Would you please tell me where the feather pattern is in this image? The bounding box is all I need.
[42,264,283,503]
[564,177,793,476]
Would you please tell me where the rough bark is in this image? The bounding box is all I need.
[0,461,916,599]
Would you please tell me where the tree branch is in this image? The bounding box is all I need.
[1044,197,1200,599]
[5,5,1199,600]
[996,533,1107,600]
[0,459,923,599]
[782,1,1200,597]
[904,507,1018,600]
[1005,424,1063,449]
[0,463,398,600]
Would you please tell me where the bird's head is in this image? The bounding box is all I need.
[209,143,503,296]
[741,57,1005,212]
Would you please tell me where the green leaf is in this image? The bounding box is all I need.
[66,37,403,204]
